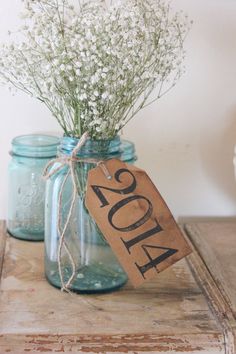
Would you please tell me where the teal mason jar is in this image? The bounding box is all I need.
[121,139,137,164]
[7,134,60,241]
[45,136,136,293]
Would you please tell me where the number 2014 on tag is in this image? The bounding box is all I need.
[85,159,192,287]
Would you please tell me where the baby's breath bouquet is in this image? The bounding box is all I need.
[1,0,191,293]
[0,0,189,139]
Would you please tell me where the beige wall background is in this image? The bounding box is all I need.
[1,0,236,219]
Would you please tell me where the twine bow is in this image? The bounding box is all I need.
[43,132,111,293]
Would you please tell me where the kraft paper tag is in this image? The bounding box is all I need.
[85,159,192,287]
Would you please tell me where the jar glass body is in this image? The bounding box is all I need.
[7,135,59,241]
[121,139,137,164]
[45,136,136,293]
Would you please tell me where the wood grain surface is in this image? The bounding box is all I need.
[185,221,236,316]
[185,221,236,354]
[0,220,227,353]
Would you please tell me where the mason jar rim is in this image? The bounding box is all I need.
[59,135,122,158]
[12,134,60,147]
[10,134,60,158]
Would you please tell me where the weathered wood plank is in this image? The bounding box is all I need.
[185,222,236,317]
[0,221,225,353]
[184,221,236,354]
[0,333,225,353]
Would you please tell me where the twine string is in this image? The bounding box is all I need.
[43,132,111,292]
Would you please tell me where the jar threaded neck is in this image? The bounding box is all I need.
[59,135,121,160]
[11,135,60,158]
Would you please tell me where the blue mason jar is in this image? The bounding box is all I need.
[121,139,137,164]
[44,136,136,293]
[7,134,60,241]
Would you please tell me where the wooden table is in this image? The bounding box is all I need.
[0,219,235,353]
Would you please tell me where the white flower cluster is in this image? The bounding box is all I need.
[0,0,190,139]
